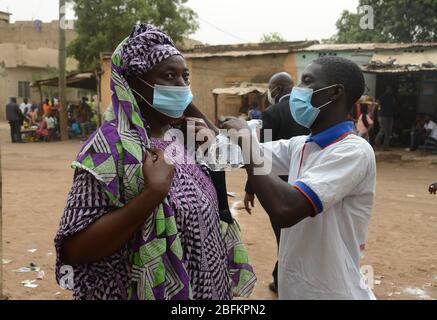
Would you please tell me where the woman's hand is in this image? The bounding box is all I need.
[186,117,209,134]
[184,103,219,135]
[142,148,175,200]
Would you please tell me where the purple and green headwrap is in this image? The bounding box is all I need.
[121,24,182,77]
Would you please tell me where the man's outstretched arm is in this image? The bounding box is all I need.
[245,164,314,228]
[223,118,314,228]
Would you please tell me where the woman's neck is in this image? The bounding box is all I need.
[141,108,171,138]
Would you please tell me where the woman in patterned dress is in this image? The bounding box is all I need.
[55,24,255,300]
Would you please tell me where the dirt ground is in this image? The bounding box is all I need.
[1,122,436,300]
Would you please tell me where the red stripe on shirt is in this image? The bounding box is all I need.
[294,185,317,217]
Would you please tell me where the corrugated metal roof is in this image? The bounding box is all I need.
[99,42,437,61]
[300,43,437,52]
[31,72,97,90]
[362,65,437,73]
[362,50,437,73]
[212,82,268,95]
[101,48,291,60]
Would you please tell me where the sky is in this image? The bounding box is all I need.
[0,0,360,44]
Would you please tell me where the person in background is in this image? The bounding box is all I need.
[423,114,437,149]
[43,98,52,117]
[27,105,40,126]
[407,114,426,151]
[67,103,81,138]
[55,24,255,300]
[357,102,374,141]
[244,72,309,294]
[375,86,396,151]
[6,97,24,143]
[20,97,32,118]
[46,111,58,141]
[224,56,376,300]
[36,116,49,141]
[248,101,262,120]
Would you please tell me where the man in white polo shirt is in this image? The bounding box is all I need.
[224,56,376,300]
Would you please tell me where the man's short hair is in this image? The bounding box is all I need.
[313,56,365,111]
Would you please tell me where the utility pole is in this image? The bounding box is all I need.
[59,0,68,140]
[0,146,3,299]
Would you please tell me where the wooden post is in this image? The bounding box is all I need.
[241,95,245,114]
[58,0,68,140]
[95,68,103,127]
[213,93,219,126]
[0,145,3,299]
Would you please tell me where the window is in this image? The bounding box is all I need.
[18,81,30,98]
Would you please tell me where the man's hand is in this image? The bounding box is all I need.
[429,182,437,195]
[244,192,255,214]
[222,118,250,132]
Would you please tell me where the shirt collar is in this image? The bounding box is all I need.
[306,121,355,149]
[278,93,291,103]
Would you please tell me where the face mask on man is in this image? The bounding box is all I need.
[131,78,193,119]
[289,84,338,128]
[267,87,279,105]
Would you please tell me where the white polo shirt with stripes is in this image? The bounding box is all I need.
[260,121,376,300]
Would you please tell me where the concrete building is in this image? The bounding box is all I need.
[0,12,78,120]
[297,43,437,117]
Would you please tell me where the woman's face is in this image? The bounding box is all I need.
[130,55,190,124]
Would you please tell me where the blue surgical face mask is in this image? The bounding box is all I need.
[131,78,193,119]
[289,84,338,128]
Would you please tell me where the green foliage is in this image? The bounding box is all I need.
[260,32,286,43]
[335,0,437,43]
[68,0,198,70]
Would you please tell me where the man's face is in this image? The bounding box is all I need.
[298,63,335,108]
[134,55,190,123]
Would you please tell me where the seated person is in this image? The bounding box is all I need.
[27,105,40,127]
[69,121,81,138]
[423,114,437,150]
[248,102,262,120]
[406,114,426,151]
[36,118,49,141]
[356,103,374,141]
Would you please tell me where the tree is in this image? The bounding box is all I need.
[260,32,286,43]
[68,0,198,70]
[335,0,437,43]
